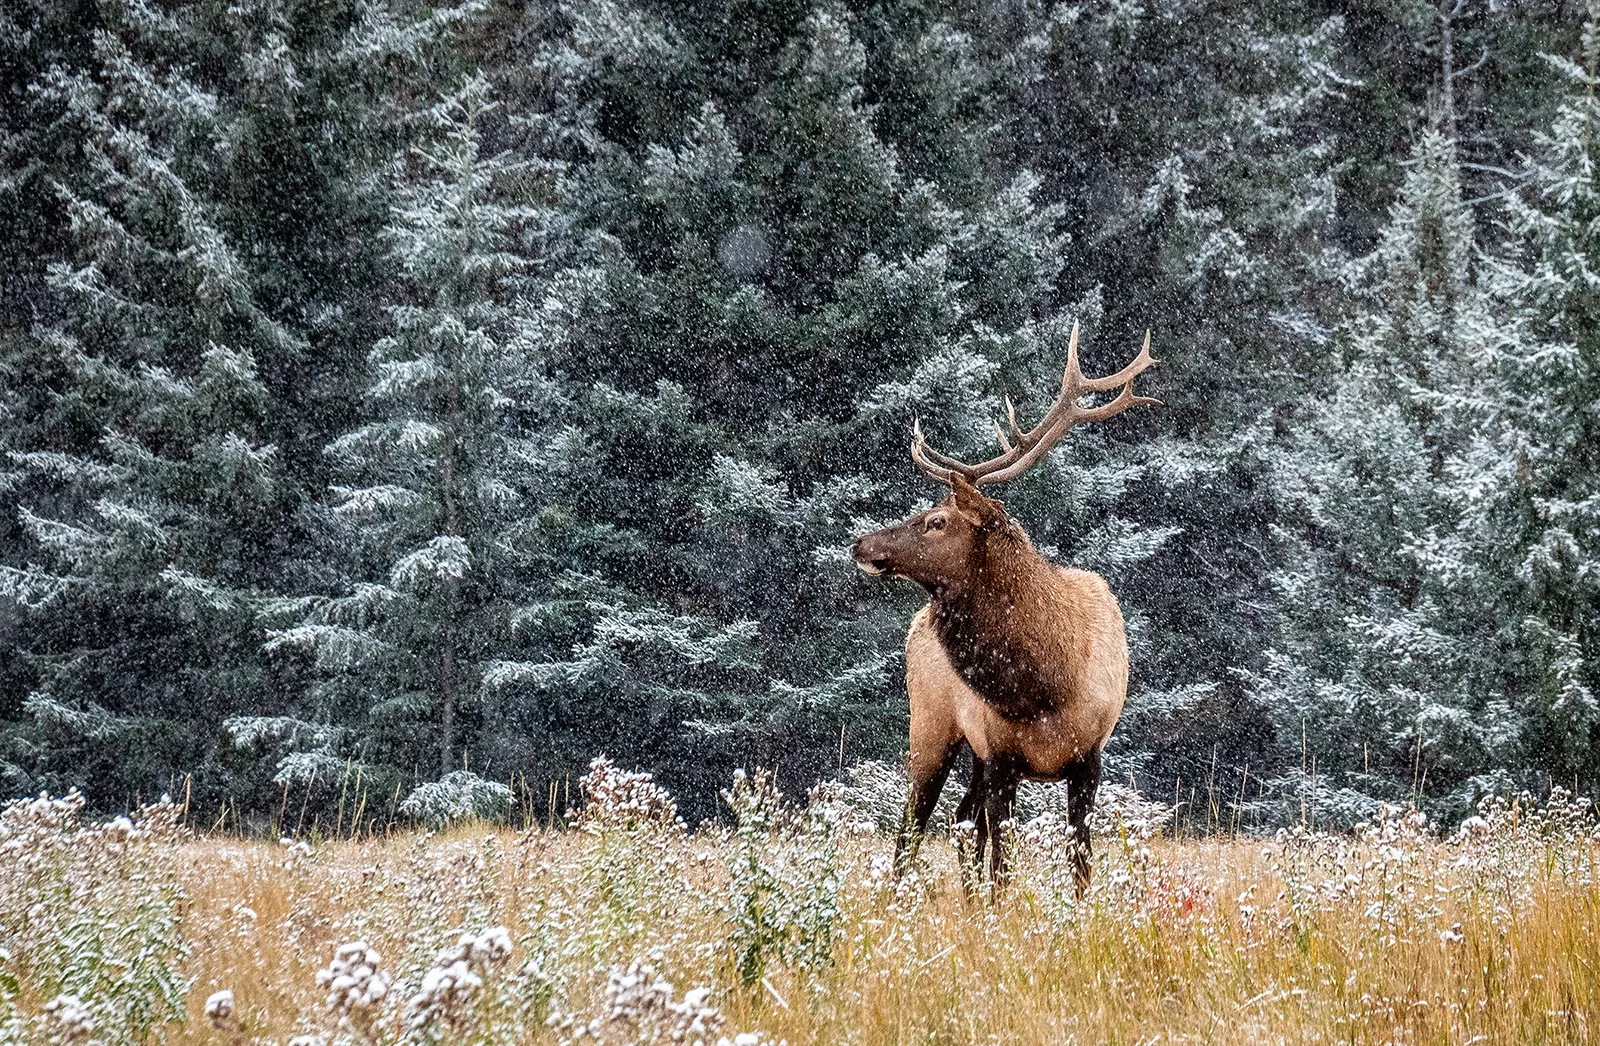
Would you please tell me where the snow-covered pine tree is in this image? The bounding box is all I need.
[252,73,554,798]
[1253,130,1523,825]
[1,0,491,810]
[1483,2,1600,784]
[952,0,1354,806]
[0,0,293,802]
[487,5,923,801]
[0,0,1584,820]
[484,1,1195,812]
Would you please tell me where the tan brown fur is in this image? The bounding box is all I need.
[906,570,1126,780]
[852,476,1129,892]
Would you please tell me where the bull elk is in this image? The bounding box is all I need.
[851,322,1157,893]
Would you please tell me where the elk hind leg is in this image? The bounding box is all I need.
[953,754,987,898]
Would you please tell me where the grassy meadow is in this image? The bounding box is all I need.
[6,761,1600,1046]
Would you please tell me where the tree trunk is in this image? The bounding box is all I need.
[440,622,457,776]
[438,321,465,777]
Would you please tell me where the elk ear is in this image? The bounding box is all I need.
[949,474,1007,530]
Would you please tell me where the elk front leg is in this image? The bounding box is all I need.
[894,739,958,876]
[983,763,1021,897]
[1063,747,1103,895]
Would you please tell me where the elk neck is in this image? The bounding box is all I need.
[928,519,1061,721]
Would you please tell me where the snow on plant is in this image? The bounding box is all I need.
[283,837,316,869]
[316,941,391,1038]
[0,791,189,1046]
[1089,781,1176,838]
[38,994,96,1045]
[1,952,19,1046]
[1446,787,1600,918]
[1006,779,1178,918]
[1014,812,1085,912]
[573,757,686,836]
[390,835,506,978]
[814,760,948,837]
[1251,804,1456,950]
[402,928,514,1043]
[399,772,513,828]
[545,961,778,1046]
[1015,779,1174,839]
[204,988,237,1032]
[564,757,698,969]
[288,928,527,1046]
[1261,824,1348,944]
[1010,791,1214,929]
[721,770,842,985]
[1349,805,1445,940]
[16,756,1600,1045]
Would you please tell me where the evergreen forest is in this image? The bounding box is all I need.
[2,0,1598,829]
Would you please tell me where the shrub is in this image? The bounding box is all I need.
[568,757,694,966]
[721,770,842,985]
[0,792,189,1045]
[399,772,513,828]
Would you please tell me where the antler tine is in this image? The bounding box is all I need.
[1076,329,1156,393]
[915,426,977,471]
[972,386,1160,486]
[993,420,1013,452]
[910,418,962,485]
[906,327,1159,489]
[1061,319,1085,392]
[1004,395,1024,444]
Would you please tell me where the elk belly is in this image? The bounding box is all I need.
[952,680,1098,773]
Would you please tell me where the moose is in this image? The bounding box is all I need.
[851,322,1157,893]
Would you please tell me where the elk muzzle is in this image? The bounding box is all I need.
[851,532,896,576]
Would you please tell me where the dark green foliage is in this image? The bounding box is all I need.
[0,0,1595,827]
[0,0,299,802]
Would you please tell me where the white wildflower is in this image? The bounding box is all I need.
[315,941,390,1031]
[547,961,740,1046]
[40,994,95,1045]
[403,927,512,1037]
[204,989,236,1030]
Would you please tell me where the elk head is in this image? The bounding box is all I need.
[851,322,1158,593]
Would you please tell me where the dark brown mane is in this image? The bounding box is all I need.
[929,521,1059,720]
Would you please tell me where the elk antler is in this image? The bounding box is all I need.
[910,322,1159,487]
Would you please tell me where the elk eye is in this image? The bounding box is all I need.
[925,515,946,532]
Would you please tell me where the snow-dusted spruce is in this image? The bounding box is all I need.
[1250,127,1520,825]
[3,0,1599,828]
[1480,20,1600,781]
[485,0,1198,803]
[0,0,291,801]
[257,72,556,792]
[399,772,513,828]
[0,0,494,809]
[1251,31,1600,825]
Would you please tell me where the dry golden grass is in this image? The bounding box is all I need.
[159,813,1600,1046]
[9,778,1600,1046]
